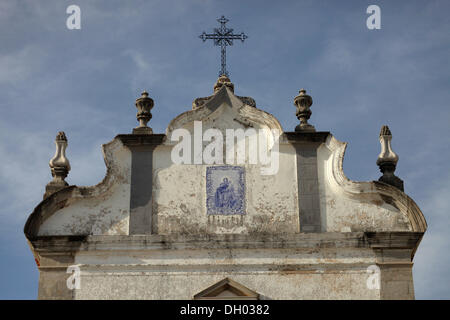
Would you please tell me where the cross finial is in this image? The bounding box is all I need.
[199,16,248,77]
[217,16,229,25]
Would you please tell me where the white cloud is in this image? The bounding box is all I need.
[122,49,171,90]
[0,46,45,85]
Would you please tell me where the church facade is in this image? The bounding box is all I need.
[24,76,426,299]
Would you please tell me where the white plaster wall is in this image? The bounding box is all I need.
[152,101,299,235]
[38,139,131,236]
[72,248,380,300]
[316,137,411,232]
[74,272,380,300]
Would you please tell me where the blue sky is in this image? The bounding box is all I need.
[0,0,449,299]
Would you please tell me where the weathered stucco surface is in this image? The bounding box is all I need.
[75,271,380,300]
[36,138,131,236]
[73,244,379,300]
[152,145,299,235]
[317,135,415,232]
[31,233,419,300]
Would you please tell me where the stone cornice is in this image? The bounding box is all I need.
[30,232,423,253]
[283,131,330,144]
[116,134,166,147]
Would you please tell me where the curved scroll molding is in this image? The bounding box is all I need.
[166,85,283,140]
[24,138,128,240]
[323,135,427,233]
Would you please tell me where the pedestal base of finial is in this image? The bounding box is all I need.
[378,162,404,191]
[379,174,404,191]
[44,180,69,199]
[295,123,316,132]
[133,127,153,134]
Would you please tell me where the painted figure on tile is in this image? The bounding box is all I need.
[206,166,245,215]
[215,177,237,208]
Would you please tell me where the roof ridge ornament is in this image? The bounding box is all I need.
[214,74,234,93]
[44,132,71,198]
[133,90,154,134]
[192,75,256,109]
[294,89,315,132]
[199,15,248,77]
[376,125,404,191]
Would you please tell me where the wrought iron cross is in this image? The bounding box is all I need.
[199,16,248,77]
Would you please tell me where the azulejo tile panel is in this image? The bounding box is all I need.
[206,166,245,215]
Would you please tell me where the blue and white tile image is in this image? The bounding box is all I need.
[206,166,245,215]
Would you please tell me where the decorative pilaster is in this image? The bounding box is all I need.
[44,132,71,198]
[294,89,315,132]
[116,134,166,235]
[133,91,154,134]
[376,125,404,191]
